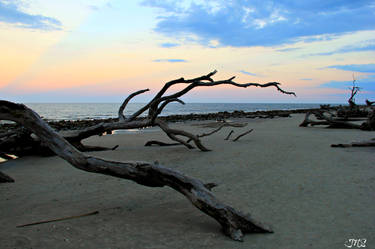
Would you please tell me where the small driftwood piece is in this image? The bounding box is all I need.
[331,138,375,148]
[0,170,15,183]
[17,211,99,228]
[144,140,180,147]
[0,100,272,241]
[225,130,234,140]
[233,129,254,142]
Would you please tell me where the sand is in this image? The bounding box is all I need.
[0,114,374,249]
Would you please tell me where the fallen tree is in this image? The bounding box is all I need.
[0,100,273,241]
[1,70,295,158]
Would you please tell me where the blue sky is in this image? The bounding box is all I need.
[0,0,374,103]
[143,0,375,47]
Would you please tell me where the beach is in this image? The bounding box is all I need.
[0,114,374,249]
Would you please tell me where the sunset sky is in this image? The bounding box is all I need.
[1,0,374,103]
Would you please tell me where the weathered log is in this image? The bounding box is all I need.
[0,100,272,241]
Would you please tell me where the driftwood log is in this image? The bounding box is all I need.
[299,108,375,130]
[0,100,272,241]
[1,71,295,159]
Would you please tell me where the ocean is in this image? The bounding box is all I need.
[24,103,327,121]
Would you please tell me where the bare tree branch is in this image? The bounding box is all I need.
[118,89,149,121]
[154,119,209,151]
[225,130,234,140]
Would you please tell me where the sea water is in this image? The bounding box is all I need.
[24,103,327,121]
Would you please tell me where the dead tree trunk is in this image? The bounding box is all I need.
[0,100,273,241]
[348,76,360,109]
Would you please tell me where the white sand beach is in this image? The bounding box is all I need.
[0,114,374,249]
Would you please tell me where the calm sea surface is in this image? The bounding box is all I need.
[24,103,329,121]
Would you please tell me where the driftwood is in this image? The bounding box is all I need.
[233,129,254,142]
[0,71,295,158]
[225,130,234,140]
[0,170,14,183]
[331,138,375,148]
[17,211,99,228]
[299,109,375,131]
[0,100,273,241]
[144,140,180,147]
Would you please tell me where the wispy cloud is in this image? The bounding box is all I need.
[300,78,313,81]
[325,64,375,73]
[0,1,62,30]
[306,40,375,57]
[160,42,180,48]
[142,0,375,47]
[239,70,257,76]
[277,47,301,52]
[153,59,187,63]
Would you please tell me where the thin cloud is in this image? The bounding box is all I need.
[300,78,313,81]
[160,42,180,48]
[325,64,375,73]
[142,0,375,47]
[239,70,257,76]
[153,59,187,63]
[0,1,62,30]
[306,41,375,57]
[277,47,301,52]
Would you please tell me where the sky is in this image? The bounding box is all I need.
[0,0,374,103]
